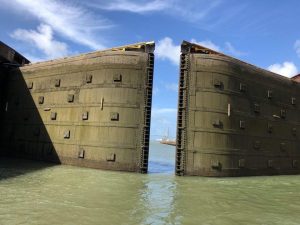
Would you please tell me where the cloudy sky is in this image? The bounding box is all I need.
[1,0,300,139]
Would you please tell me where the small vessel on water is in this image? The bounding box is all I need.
[159,128,176,146]
[160,138,176,146]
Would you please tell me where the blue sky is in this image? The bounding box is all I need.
[1,0,300,139]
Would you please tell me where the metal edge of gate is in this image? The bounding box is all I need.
[175,41,190,176]
[140,51,154,173]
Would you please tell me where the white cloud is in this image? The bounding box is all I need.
[11,24,69,60]
[2,0,111,49]
[87,0,221,22]
[190,39,220,51]
[224,42,246,56]
[267,62,298,78]
[170,0,222,22]
[88,0,169,13]
[165,83,178,92]
[295,40,300,58]
[156,37,181,65]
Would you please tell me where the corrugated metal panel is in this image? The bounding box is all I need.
[176,41,300,177]
[0,42,154,173]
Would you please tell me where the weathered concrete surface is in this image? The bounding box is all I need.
[0,42,154,173]
[176,41,300,177]
[0,42,30,132]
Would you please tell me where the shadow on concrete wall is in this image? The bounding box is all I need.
[0,67,60,180]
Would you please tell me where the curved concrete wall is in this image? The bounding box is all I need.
[0,45,154,173]
[176,41,300,177]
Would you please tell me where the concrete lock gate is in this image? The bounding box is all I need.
[1,40,300,177]
[0,41,154,173]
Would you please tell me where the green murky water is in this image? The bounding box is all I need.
[1,142,300,225]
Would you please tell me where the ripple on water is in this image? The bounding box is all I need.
[1,144,300,225]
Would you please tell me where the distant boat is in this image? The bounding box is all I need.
[159,127,176,146]
[160,138,176,146]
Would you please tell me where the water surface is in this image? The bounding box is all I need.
[1,142,300,225]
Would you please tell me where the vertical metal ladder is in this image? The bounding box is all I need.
[176,53,189,176]
[140,53,154,173]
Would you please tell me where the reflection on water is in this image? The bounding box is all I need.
[1,142,300,225]
[139,175,178,225]
[148,141,175,174]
